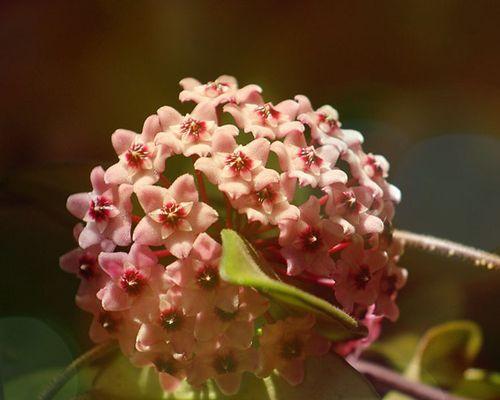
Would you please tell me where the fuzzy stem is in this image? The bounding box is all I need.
[393,229,500,271]
[349,358,470,400]
[38,342,117,400]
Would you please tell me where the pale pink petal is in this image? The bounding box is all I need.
[98,283,132,311]
[191,233,221,261]
[168,174,198,203]
[133,217,163,246]
[135,185,168,213]
[244,138,270,163]
[67,193,90,220]
[111,129,136,155]
[98,251,127,279]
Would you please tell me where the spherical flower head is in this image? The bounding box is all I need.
[61,75,406,396]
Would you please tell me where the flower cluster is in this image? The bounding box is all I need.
[60,75,407,395]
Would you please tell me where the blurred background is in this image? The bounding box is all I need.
[1,0,499,396]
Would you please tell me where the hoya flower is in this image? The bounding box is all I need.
[105,114,170,187]
[230,173,299,225]
[187,344,259,395]
[179,75,262,106]
[132,343,188,392]
[156,102,238,157]
[258,315,331,385]
[59,224,115,308]
[194,130,275,199]
[136,290,197,356]
[279,196,344,276]
[224,99,304,140]
[133,174,218,258]
[66,166,133,248]
[375,263,408,321]
[333,236,389,313]
[271,132,348,188]
[324,183,384,235]
[165,234,240,320]
[192,287,269,349]
[96,244,164,319]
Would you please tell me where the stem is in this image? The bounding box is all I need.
[224,194,233,229]
[349,358,470,400]
[394,229,500,271]
[192,156,209,204]
[38,342,117,400]
[159,173,170,187]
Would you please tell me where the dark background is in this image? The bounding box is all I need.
[1,0,499,390]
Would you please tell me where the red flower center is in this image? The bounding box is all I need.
[77,254,97,279]
[298,146,322,169]
[318,112,340,131]
[255,103,280,122]
[280,337,304,360]
[98,312,119,333]
[354,266,372,290]
[120,268,146,295]
[256,187,276,204]
[205,81,230,96]
[339,191,360,212]
[196,265,220,290]
[225,150,253,173]
[300,226,323,252]
[180,117,206,142]
[88,196,114,222]
[213,353,237,374]
[157,202,188,227]
[159,308,183,331]
[125,143,150,168]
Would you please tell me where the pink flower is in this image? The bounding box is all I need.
[97,244,164,319]
[187,344,259,395]
[194,130,274,199]
[258,315,330,385]
[164,234,240,318]
[88,306,141,356]
[133,175,218,258]
[324,183,384,235]
[279,196,344,276]
[59,224,115,310]
[230,173,299,225]
[224,100,304,140]
[271,132,348,188]
[179,75,262,106]
[333,236,388,313]
[193,287,269,349]
[156,102,238,157]
[335,305,383,358]
[295,95,364,149]
[66,166,133,248]
[135,290,197,356]
[131,343,188,392]
[105,114,170,187]
[375,263,407,321]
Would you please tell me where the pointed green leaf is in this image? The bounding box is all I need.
[406,320,482,388]
[219,229,367,341]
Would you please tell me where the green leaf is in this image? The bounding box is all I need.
[454,369,500,400]
[219,229,367,341]
[405,320,482,388]
[89,352,379,399]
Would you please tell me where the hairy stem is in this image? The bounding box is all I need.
[38,342,117,400]
[393,229,500,270]
[350,358,469,400]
